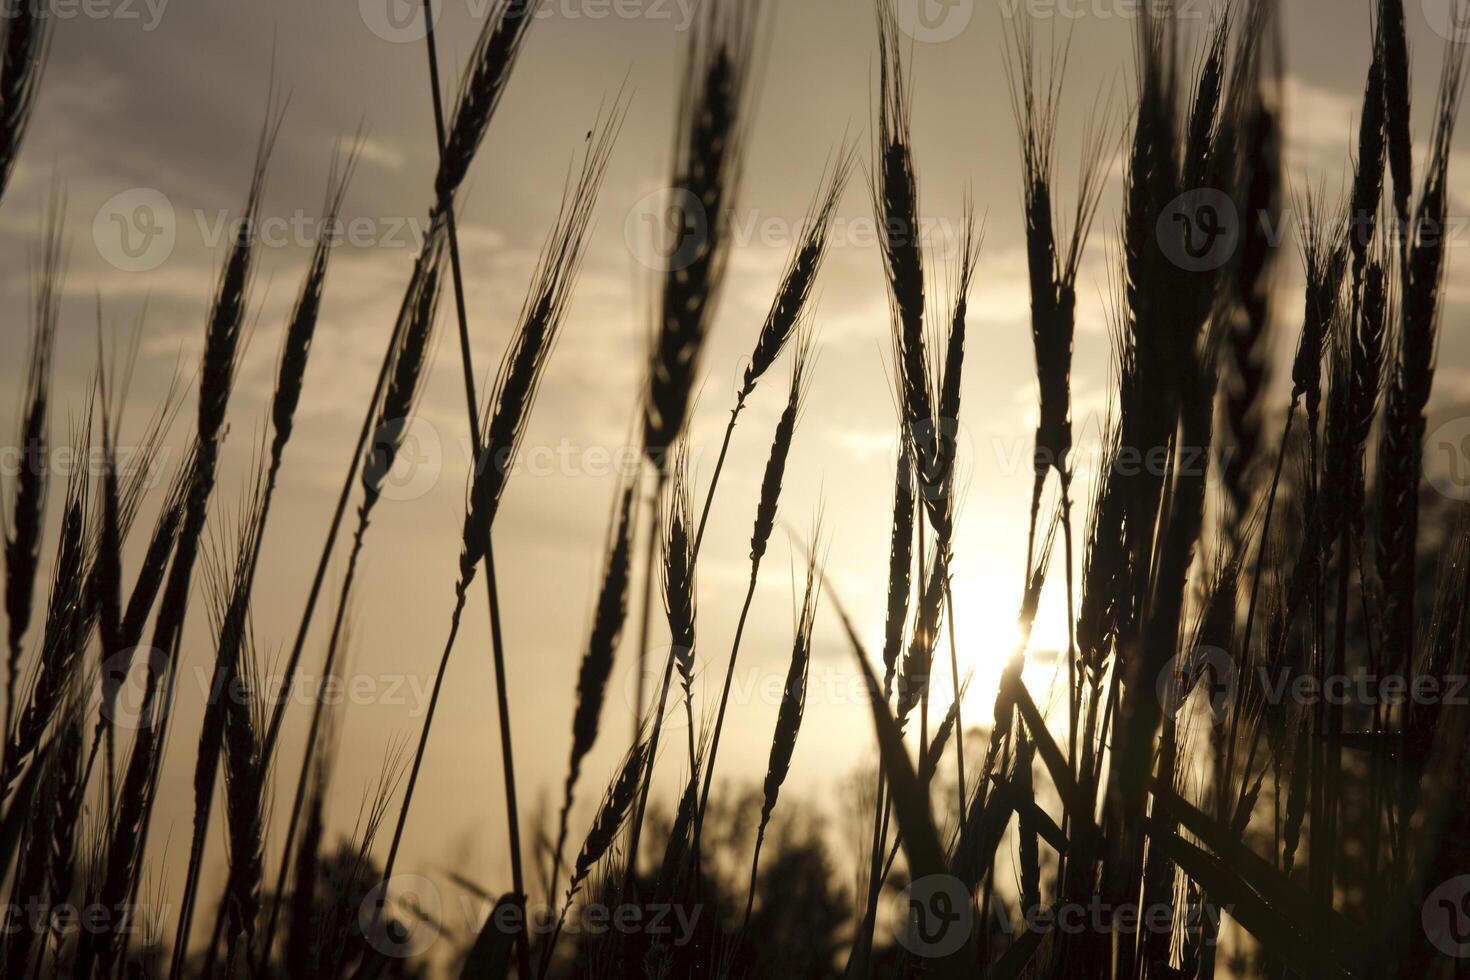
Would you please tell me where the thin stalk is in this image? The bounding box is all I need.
[623,470,669,885]
[257,367,386,765]
[856,774,889,950]
[625,642,673,885]
[379,581,472,878]
[917,510,928,775]
[169,478,281,978]
[631,485,656,744]
[1227,404,1301,799]
[253,261,417,967]
[741,827,766,930]
[694,559,758,828]
[478,546,530,980]
[1240,404,1297,677]
[1057,472,1078,900]
[942,578,965,815]
[257,517,370,967]
[683,686,697,782]
[1060,475,1077,778]
[420,7,532,978]
[692,395,746,560]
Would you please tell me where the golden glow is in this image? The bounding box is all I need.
[946,561,1072,716]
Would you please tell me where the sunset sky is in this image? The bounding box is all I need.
[2,0,1469,955]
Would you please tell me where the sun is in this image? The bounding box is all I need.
[944,561,1073,717]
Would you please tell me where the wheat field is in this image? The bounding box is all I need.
[2,0,1470,977]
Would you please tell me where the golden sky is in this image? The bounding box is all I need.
[2,0,1470,955]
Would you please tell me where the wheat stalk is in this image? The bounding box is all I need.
[373,117,619,936]
[540,737,646,977]
[661,463,698,774]
[3,192,63,758]
[548,478,636,918]
[692,150,851,557]
[697,331,815,829]
[742,542,820,929]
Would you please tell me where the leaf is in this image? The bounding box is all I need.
[1003,671,1099,845]
[460,893,518,980]
[1150,778,1364,963]
[0,744,48,882]
[848,632,946,880]
[844,618,975,980]
[993,773,1067,856]
[952,780,1014,891]
[983,915,1045,980]
[1151,830,1356,979]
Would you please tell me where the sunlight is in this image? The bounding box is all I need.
[947,562,1072,714]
